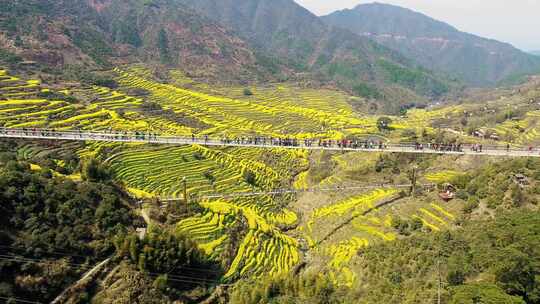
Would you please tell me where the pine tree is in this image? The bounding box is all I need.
[158,28,170,64]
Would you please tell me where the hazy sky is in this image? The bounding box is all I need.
[294,0,540,51]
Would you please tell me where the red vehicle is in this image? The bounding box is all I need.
[439,183,456,201]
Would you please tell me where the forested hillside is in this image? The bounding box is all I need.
[0,142,221,303]
[0,0,275,81]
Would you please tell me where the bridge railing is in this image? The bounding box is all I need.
[0,127,539,156]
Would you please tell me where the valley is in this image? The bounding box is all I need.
[1,62,540,303]
[1,1,540,304]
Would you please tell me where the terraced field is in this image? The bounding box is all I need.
[299,189,397,286]
[100,129,305,279]
[104,143,307,199]
[494,110,540,145]
[4,66,522,142]
[424,170,464,183]
[0,67,311,280]
[194,200,300,279]
[392,106,466,131]
[411,203,456,232]
[0,66,500,286]
[115,67,378,139]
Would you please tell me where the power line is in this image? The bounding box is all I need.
[0,255,94,271]
[0,245,95,259]
[1,246,223,276]
[0,296,42,304]
[0,255,225,285]
[159,183,436,202]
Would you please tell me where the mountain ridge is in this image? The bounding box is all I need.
[322,2,540,86]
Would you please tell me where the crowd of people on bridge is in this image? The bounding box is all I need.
[1,127,539,155]
[0,128,64,138]
[414,142,465,152]
[218,136,391,149]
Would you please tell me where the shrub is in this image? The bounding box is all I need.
[455,189,469,200]
[447,268,466,286]
[243,170,257,186]
[401,129,418,140]
[410,217,423,231]
[81,158,111,182]
[37,90,78,103]
[377,117,393,131]
[392,217,411,236]
[192,152,204,160]
[203,170,216,184]
[510,184,526,207]
[463,197,480,214]
[352,82,380,99]
[450,284,525,304]
[486,196,500,209]
[92,77,118,89]
[0,49,23,64]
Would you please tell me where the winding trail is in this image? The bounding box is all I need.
[51,258,112,304]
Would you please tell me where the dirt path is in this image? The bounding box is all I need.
[51,258,111,304]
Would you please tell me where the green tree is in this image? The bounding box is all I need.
[153,275,168,291]
[81,158,111,182]
[450,284,525,304]
[352,82,380,99]
[14,35,23,47]
[158,28,170,63]
[377,117,393,131]
[243,170,257,187]
[510,184,526,207]
[0,154,133,302]
[447,268,466,286]
[494,249,540,303]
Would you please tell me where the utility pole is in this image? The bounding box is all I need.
[437,258,442,304]
[182,177,188,214]
[410,166,418,197]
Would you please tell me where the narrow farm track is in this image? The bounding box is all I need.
[1,128,540,157]
[51,258,112,304]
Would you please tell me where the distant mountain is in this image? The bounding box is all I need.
[177,0,459,101]
[322,2,540,86]
[530,51,540,56]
